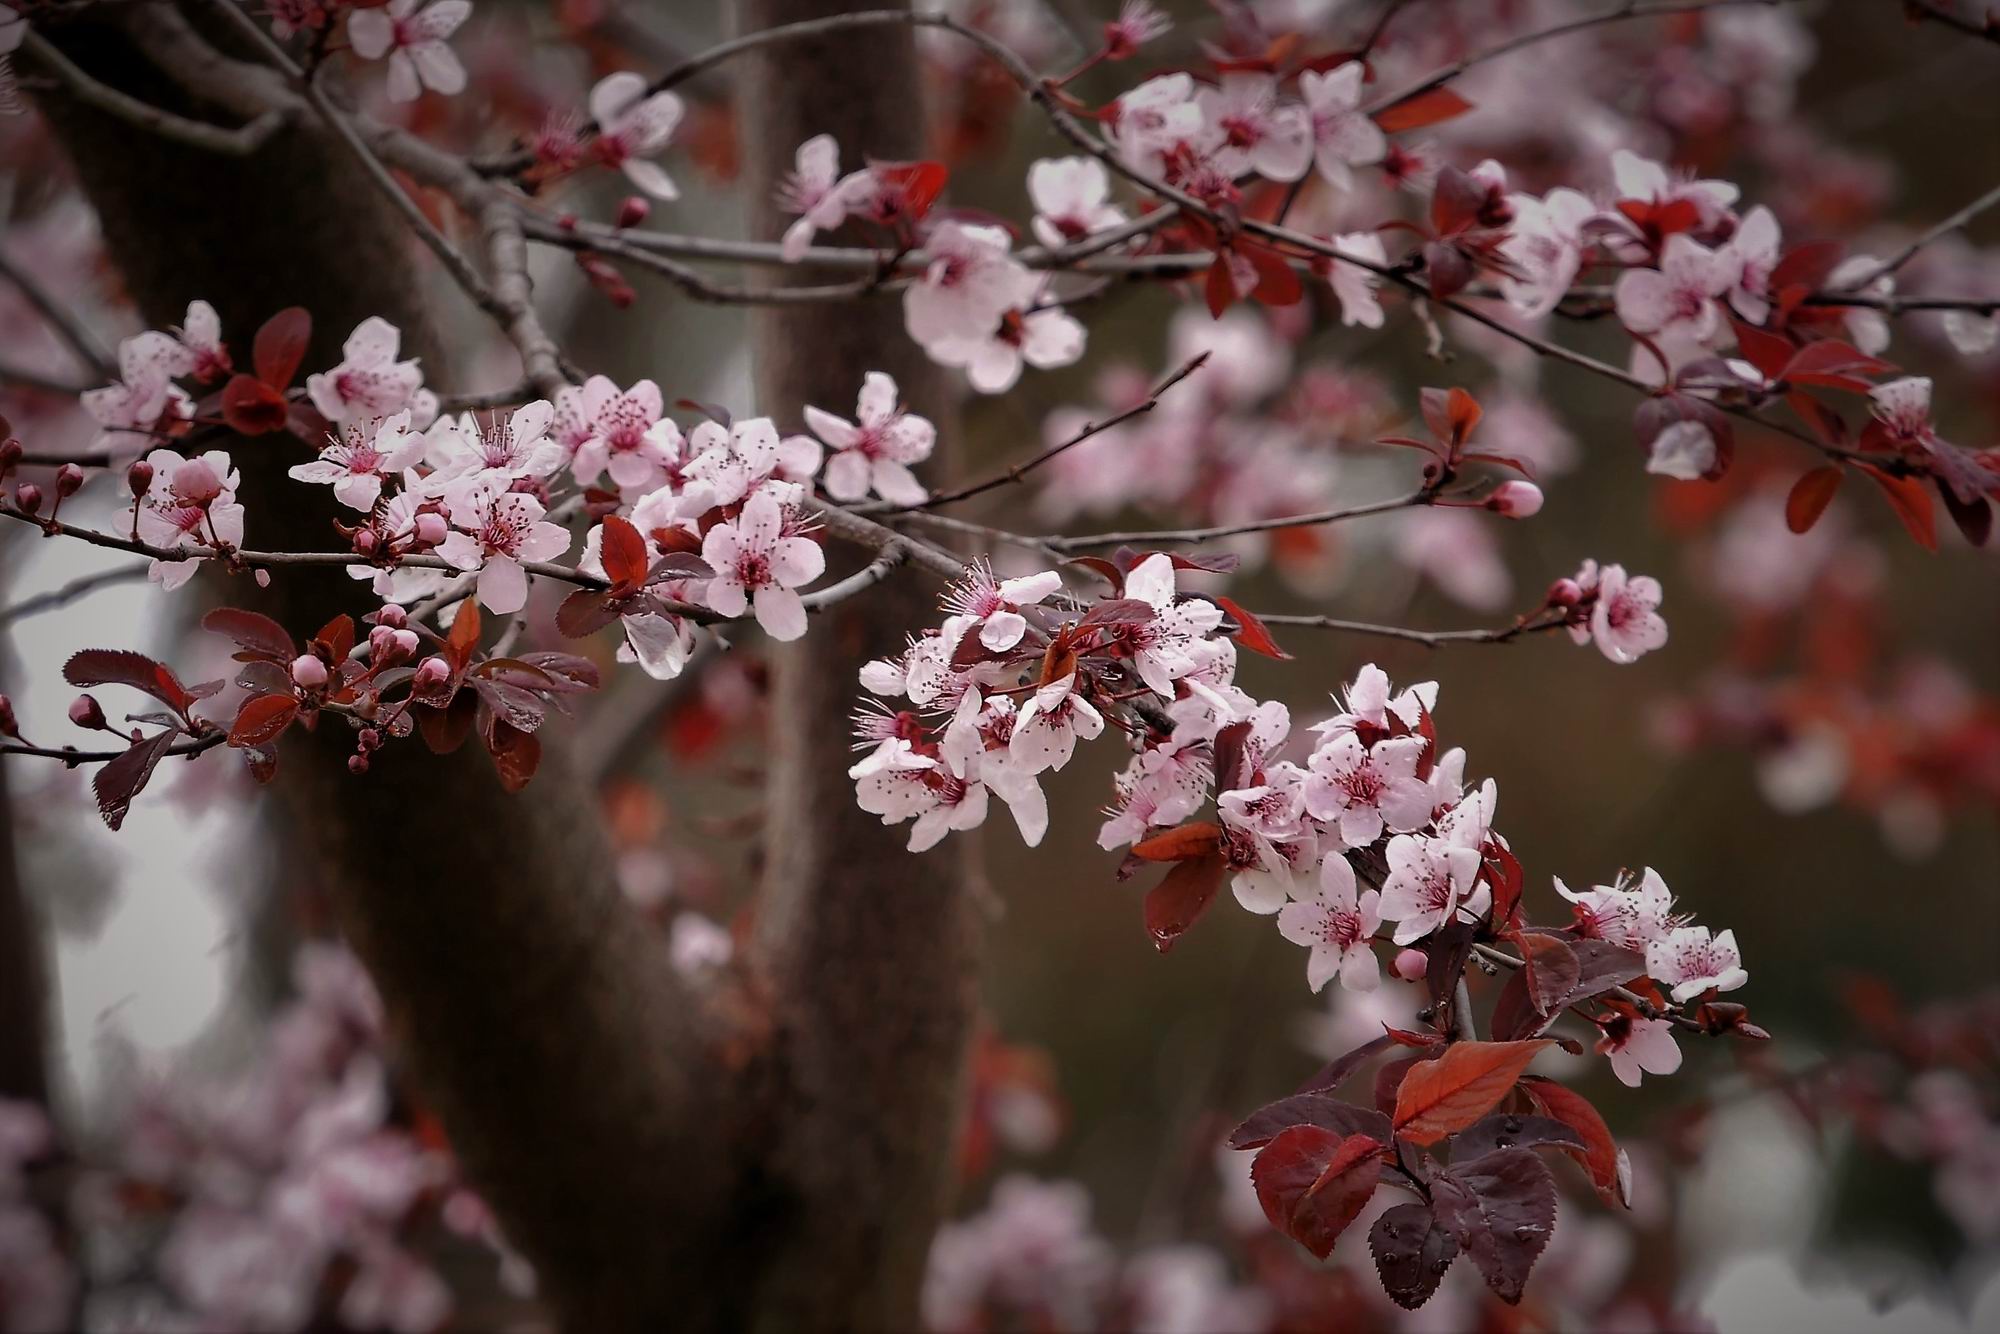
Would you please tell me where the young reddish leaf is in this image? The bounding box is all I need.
[1245,242,1303,307]
[312,614,356,664]
[1431,1147,1558,1304]
[1204,253,1238,318]
[64,649,196,715]
[556,589,621,639]
[1769,239,1844,293]
[202,607,296,661]
[1227,1094,1392,1151]
[229,693,299,748]
[1373,86,1473,134]
[1209,720,1256,793]
[1785,466,1844,534]
[1516,931,1580,1017]
[1293,1032,1399,1096]
[1728,319,1796,383]
[221,374,288,435]
[1215,595,1293,660]
[1449,1113,1583,1163]
[92,730,181,831]
[599,514,649,594]
[515,651,602,693]
[1778,339,1894,392]
[878,160,947,220]
[418,693,476,755]
[1521,1077,1628,1207]
[1392,1040,1553,1145]
[1142,852,1227,953]
[1251,1127,1387,1259]
[1132,821,1223,862]
[1940,484,1993,547]
[252,306,311,389]
[1369,1203,1460,1310]
[446,598,483,665]
[1858,463,1938,551]
[487,718,542,793]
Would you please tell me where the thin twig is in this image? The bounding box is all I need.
[1044,490,1431,552]
[0,563,150,628]
[0,250,112,377]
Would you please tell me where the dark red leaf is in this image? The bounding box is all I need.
[598,514,648,594]
[1778,339,1895,392]
[1449,1113,1584,1164]
[556,589,621,639]
[1939,484,1992,547]
[1522,1077,1628,1207]
[1393,1040,1553,1145]
[311,614,355,664]
[1769,239,1845,294]
[1374,87,1473,134]
[1859,463,1938,551]
[1729,319,1797,382]
[1216,595,1293,660]
[1251,1127,1387,1259]
[418,693,476,754]
[445,599,482,667]
[1204,253,1238,318]
[486,719,541,792]
[1227,1095,1392,1151]
[92,730,182,831]
[1209,720,1255,793]
[1132,821,1223,862]
[202,607,295,661]
[1143,852,1227,952]
[1293,1033,1399,1096]
[1785,466,1844,534]
[1516,932,1580,1017]
[64,650,196,715]
[1431,1147,1558,1303]
[228,693,299,748]
[252,307,311,389]
[515,651,601,692]
[221,374,288,436]
[1369,1203,1459,1310]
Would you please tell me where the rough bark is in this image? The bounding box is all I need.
[736,3,980,1328]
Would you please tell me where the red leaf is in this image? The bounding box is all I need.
[1392,1040,1553,1145]
[1431,1147,1558,1304]
[1215,595,1292,660]
[1204,253,1237,318]
[1516,932,1580,1017]
[598,514,648,594]
[1227,1095,1391,1151]
[1778,339,1895,392]
[1419,386,1481,450]
[445,599,482,668]
[1143,852,1227,953]
[229,693,299,748]
[1859,463,1938,551]
[877,160,948,221]
[252,307,312,389]
[201,607,295,661]
[1132,821,1223,862]
[92,730,181,831]
[486,719,542,793]
[64,650,196,715]
[1769,239,1844,294]
[1373,86,1473,134]
[221,374,287,436]
[556,589,621,639]
[1251,1127,1387,1259]
[1521,1077,1628,1208]
[1245,242,1303,307]
[1369,1203,1459,1310]
[1728,319,1796,383]
[418,693,476,754]
[311,614,355,664]
[1784,466,1844,534]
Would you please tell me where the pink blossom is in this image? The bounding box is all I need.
[699,488,823,641]
[1277,853,1382,993]
[939,562,1063,652]
[1645,925,1748,1001]
[565,377,674,490]
[932,304,1086,395]
[1487,479,1544,518]
[1375,831,1482,945]
[1196,73,1311,183]
[1102,0,1171,59]
[347,0,471,103]
[173,299,231,382]
[681,417,789,512]
[80,331,195,455]
[1327,232,1387,327]
[1607,150,1740,235]
[1723,205,1783,322]
[1109,74,1205,177]
[1028,157,1126,249]
[138,449,246,589]
[289,410,424,511]
[1555,867,1677,950]
[1598,1016,1682,1088]
[436,488,571,614]
[1299,63,1385,192]
[1581,562,1669,663]
[306,318,425,424]
[1644,419,1719,481]
[1303,732,1430,849]
[905,221,1035,354]
[589,72,684,199]
[806,371,937,503]
[1500,188,1595,318]
[1009,673,1105,775]
[1614,234,1734,345]
[1122,553,1224,697]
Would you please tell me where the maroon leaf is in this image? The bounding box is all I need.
[1227,1095,1392,1151]
[598,514,648,594]
[1859,463,1937,551]
[417,692,476,754]
[1215,595,1292,660]
[92,730,182,831]
[515,652,601,692]
[1131,821,1223,862]
[310,614,356,665]
[1517,931,1580,1017]
[1143,853,1227,952]
[64,650,196,715]
[221,374,288,436]
[1939,484,1992,547]
[1373,86,1473,134]
[471,677,549,735]
[1374,1053,1427,1118]
[556,589,621,639]
[486,719,541,792]
[252,307,311,389]
[1777,339,1894,392]
[202,607,296,661]
[1430,1147,1559,1304]
[1078,597,1156,629]
[1785,466,1844,534]
[1449,1113,1584,1164]
[1393,1040,1552,1145]
[1521,1077,1628,1207]
[1368,1203,1459,1310]
[228,694,298,748]
[1293,1033,1399,1096]
[1251,1127,1387,1259]
[1209,720,1256,793]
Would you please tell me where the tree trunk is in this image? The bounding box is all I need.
[735,4,979,1330]
[0,760,49,1106]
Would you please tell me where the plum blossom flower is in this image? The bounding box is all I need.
[288,410,424,511]
[1314,664,1436,736]
[1645,925,1747,1001]
[1573,561,1668,663]
[1109,74,1204,177]
[1644,419,1721,481]
[81,331,195,455]
[1327,232,1388,327]
[1869,374,1933,445]
[1723,205,1783,321]
[699,488,822,641]
[1303,732,1431,849]
[1500,188,1595,318]
[1614,234,1734,346]
[1028,158,1126,250]
[1010,673,1105,775]
[905,221,1033,352]
[932,304,1086,395]
[1300,63,1385,191]
[940,562,1063,652]
[347,0,471,103]
[1278,853,1382,993]
[588,72,684,199]
[680,417,795,512]
[306,318,424,424]
[1826,254,1894,354]
[137,449,245,589]
[1607,149,1740,235]
[1555,867,1677,950]
[1122,553,1224,697]
[1376,831,1482,945]
[424,400,568,499]
[437,488,571,614]
[173,299,231,382]
[1196,74,1311,183]
[565,378,675,490]
[777,134,847,261]
[806,371,937,504]
[1103,0,1170,58]
[1598,1015,1682,1088]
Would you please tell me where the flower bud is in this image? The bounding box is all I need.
[0,438,20,474]
[353,528,379,557]
[357,727,382,753]
[55,464,85,499]
[348,753,370,775]
[12,483,41,515]
[373,603,408,629]
[391,628,420,658]
[1391,948,1428,982]
[0,694,19,740]
[1487,479,1544,519]
[413,512,449,547]
[68,694,106,731]
[1545,577,1584,608]
[615,196,651,229]
[413,656,452,690]
[126,459,155,498]
[289,654,329,690]
[171,458,224,505]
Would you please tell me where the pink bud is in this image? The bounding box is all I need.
[353,528,379,557]
[414,512,449,546]
[1391,948,1428,982]
[1545,577,1584,608]
[55,464,85,498]
[126,459,154,498]
[0,694,18,739]
[289,654,329,690]
[13,483,41,515]
[413,656,452,690]
[373,603,408,629]
[68,694,106,731]
[348,753,370,774]
[171,458,223,505]
[391,628,420,658]
[1487,480,1544,519]
[0,439,20,474]
[357,727,382,753]
[615,196,651,229]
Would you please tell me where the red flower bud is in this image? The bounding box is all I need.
[55,464,85,499]
[13,483,42,515]
[414,512,449,547]
[373,603,408,629]
[126,459,155,498]
[0,438,21,474]
[1487,480,1544,519]
[68,694,107,731]
[1391,948,1428,982]
[413,656,452,690]
[0,694,19,740]
[615,196,651,229]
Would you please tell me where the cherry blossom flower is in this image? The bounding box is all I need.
[1277,853,1382,993]
[1299,63,1385,191]
[1576,562,1669,663]
[932,303,1086,395]
[589,72,684,199]
[806,371,937,504]
[288,410,424,511]
[1313,664,1436,736]
[1825,254,1894,354]
[1376,831,1482,945]
[699,487,823,641]
[347,0,471,103]
[306,318,425,424]
[1555,867,1677,950]
[137,449,245,589]
[681,417,796,512]
[1102,0,1170,59]
[1009,673,1105,775]
[565,377,675,490]
[905,221,1033,353]
[1121,553,1224,697]
[1644,419,1721,481]
[1327,232,1388,327]
[1500,188,1595,318]
[1108,74,1204,177]
[1645,924,1747,1001]
[1028,158,1126,250]
[424,400,568,501]
[1723,205,1783,321]
[81,330,196,453]
[1303,732,1431,849]
[1614,234,1734,346]
[777,135,847,261]
[1196,74,1311,183]
[940,562,1063,652]
[437,487,571,614]
[1607,149,1740,236]
[1598,1015,1682,1088]
[1869,374,1933,444]
[172,299,231,382]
